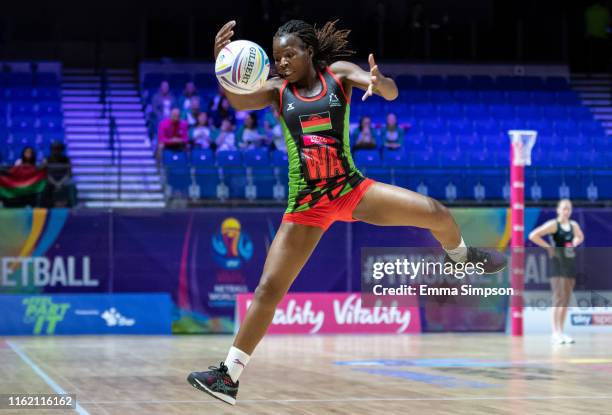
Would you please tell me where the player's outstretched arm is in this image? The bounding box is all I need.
[214,20,280,111]
[331,54,398,101]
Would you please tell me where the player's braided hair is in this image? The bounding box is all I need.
[274,19,355,70]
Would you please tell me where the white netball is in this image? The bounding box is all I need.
[215,40,270,94]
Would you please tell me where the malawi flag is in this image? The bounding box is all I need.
[299,111,332,134]
[0,165,47,198]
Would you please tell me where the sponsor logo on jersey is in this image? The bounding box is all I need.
[329,93,341,107]
[303,135,335,146]
[286,102,295,111]
[299,111,332,133]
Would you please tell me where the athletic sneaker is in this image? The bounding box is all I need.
[444,247,507,275]
[562,334,575,344]
[187,362,239,405]
[552,333,566,345]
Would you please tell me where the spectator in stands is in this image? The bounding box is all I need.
[180,81,200,111]
[191,112,215,150]
[585,0,611,72]
[152,81,176,123]
[264,107,286,152]
[237,113,270,150]
[43,142,77,207]
[351,116,378,151]
[158,108,189,157]
[212,97,236,128]
[380,112,404,150]
[183,96,202,128]
[14,146,37,166]
[209,85,226,113]
[0,147,46,208]
[214,118,237,152]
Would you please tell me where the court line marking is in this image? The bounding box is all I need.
[81,395,612,405]
[7,341,91,415]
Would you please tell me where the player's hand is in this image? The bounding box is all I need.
[362,54,382,101]
[546,247,556,258]
[214,20,236,60]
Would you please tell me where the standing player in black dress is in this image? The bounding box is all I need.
[187,19,507,405]
[529,199,584,345]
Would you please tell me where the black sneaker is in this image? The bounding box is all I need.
[444,247,507,275]
[187,362,239,405]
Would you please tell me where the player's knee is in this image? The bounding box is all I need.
[427,198,452,229]
[253,276,285,305]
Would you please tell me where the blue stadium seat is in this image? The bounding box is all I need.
[395,75,419,89]
[430,134,456,149]
[7,73,33,86]
[522,77,545,90]
[474,119,499,135]
[479,91,506,103]
[468,149,496,167]
[506,91,531,105]
[35,87,61,101]
[6,88,35,101]
[515,105,541,119]
[169,73,192,88]
[470,75,495,90]
[439,150,466,167]
[270,150,288,167]
[190,149,217,198]
[354,150,381,167]
[447,76,470,90]
[243,149,270,167]
[447,119,473,135]
[421,75,445,90]
[216,150,242,167]
[163,150,191,197]
[540,105,567,119]
[37,102,62,116]
[453,90,479,103]
[496,76,522,90]
[531,92,558,105]
[411,150,439,167]
[567,106,594,121]
[35,72,59,86]
[580,121,605,137]
[489,105,515,119]
[143,73,166,88]
[544,77,569,90]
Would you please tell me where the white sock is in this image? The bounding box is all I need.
[223,346,250,383]
[444,237,468,262]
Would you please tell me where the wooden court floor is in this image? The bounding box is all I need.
[1,333,612,414]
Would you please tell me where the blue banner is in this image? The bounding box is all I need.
[0,293,172,335]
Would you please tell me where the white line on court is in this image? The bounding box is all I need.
[80,395,612,405]
[7,341,91,415]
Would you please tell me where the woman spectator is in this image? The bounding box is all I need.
[214,118,237,152]
[183,96,202,128]
[180,82,200,111]
[212,97,236,128]
[191,112,216,150]
[237,113,270,150]
[351,116,379,151]
[264,107,286,152]
[0,147,46,207]
[380,112,404,150]
[152,81,176,123]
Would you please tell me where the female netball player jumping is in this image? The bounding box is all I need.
[187,19,506,405]
[529,199,584,345]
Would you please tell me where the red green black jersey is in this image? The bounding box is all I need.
[278,67,364,213]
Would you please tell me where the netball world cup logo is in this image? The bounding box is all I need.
[212,218,253,270]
